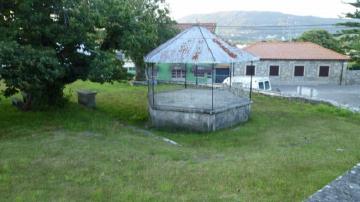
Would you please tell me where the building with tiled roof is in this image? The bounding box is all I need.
[234,42,350,85]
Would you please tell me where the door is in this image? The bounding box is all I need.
[215,68,230,83]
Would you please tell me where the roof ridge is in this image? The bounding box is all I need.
[198,26,216,62]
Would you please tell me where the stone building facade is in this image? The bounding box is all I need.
[239,42,350,85]
[235,60,347,85]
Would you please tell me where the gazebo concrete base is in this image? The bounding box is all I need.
[149,100,251,132]
[149,89,252,132]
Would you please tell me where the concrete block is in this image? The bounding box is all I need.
[77,90,97,108]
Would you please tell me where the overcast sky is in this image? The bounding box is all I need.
[166,0,356,20]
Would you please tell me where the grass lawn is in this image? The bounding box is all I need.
[1,81,360,201]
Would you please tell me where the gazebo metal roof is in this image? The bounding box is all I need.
[144,26,258,64]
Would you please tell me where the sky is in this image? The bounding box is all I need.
[166,0,356,20]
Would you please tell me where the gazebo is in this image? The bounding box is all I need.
[144,26,258,132]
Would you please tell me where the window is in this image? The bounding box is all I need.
[269,65,279,76]
[194,69,205,77]
[319,66,330,77]
[246,65,255,76]
[258,82,264,90]
[265,81,270,90]
[294,66,304,76]
[171,69,186,78]
[194,67,212,77]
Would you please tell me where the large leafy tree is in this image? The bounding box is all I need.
[99,0,178,80]
[338,0,360,66]
[0,0,125,110]
[297,29,343,53]
[0,0,176,110]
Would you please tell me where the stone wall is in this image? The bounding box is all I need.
[149,103,251,132]
[234,60,346,85]
[345,70,360,85]
[257,90,360,113]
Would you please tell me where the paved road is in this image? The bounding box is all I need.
[307,163,360,202]
[273,85,360,110]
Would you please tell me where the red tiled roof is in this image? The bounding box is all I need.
[176,23,217,33]
[244,42,350,61]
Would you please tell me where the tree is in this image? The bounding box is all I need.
[99,0,178,81]
[297,29,343,53]
[0,0,176,110]
[338,0,360,66]
[0,0,126,110]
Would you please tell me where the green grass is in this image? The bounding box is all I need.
[1,80,360,201]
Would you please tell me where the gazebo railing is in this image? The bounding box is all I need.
[147,63,251,114]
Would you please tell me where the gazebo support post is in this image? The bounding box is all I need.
[184,64,187,89]
[195,65,198,86]
[212,64,214,112]
[232,63,235,76]
[152,63,155,108]
[230,63,233,89]
[146,63,150,102]
[249,61,253,101]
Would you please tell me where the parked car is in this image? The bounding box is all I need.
[223,76,272,91]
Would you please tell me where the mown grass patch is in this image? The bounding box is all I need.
[0,80,359,201]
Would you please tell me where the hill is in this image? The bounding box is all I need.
[179,11,355,43]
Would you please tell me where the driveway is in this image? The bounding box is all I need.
[272,84,360,110]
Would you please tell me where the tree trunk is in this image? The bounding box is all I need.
[134,60,146,81]
[20,92,33,111]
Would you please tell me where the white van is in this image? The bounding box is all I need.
[223,76,272,91]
